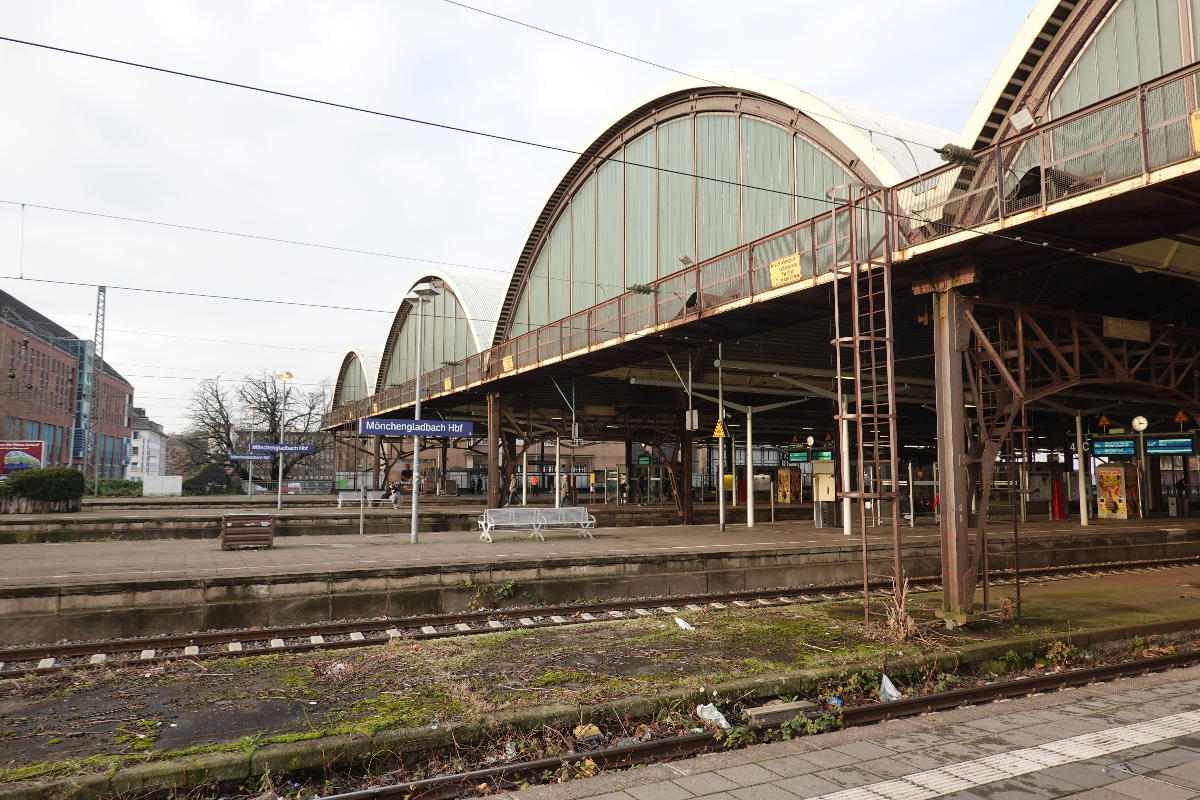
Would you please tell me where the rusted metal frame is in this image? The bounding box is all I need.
[1169,345,1200,390]
[1021,311,1078,379]
[963,309,1023,401]
[847,201,871,624]
[879,189,904,588]
[1076,317,1129,376]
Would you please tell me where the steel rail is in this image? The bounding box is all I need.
[3,555,1197,677]
[319,646,1200,800]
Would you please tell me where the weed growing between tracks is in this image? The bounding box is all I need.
[5,568,1200,796]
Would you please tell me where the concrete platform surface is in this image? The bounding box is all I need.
[504,663,1200,800]
[0,516,1194,591]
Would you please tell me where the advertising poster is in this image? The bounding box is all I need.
[1096,464,1139,520]
[0,441,44,476]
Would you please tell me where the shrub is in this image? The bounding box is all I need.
[182,463,237,495]
[0,467,86,501]
[94,478,143,497]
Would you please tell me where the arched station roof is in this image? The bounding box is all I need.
[375,270,507,392]
[960,0,1199,148]
[333,348,380,409]
[493,72,954,345]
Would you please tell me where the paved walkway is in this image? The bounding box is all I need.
[506,664,1200,800]
[0,517,1189,591]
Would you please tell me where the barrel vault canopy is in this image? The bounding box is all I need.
[961,0,1200,149]
[333,348,380,409]
[376,270,507,392]
[494,71,954,345]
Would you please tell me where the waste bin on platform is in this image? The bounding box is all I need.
[220,513,275,549]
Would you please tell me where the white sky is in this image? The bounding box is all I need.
[0,0,1037,433]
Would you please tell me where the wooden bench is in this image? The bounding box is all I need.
[540,507,595,539]
[221,513,274,549]
[336,490,390,508]
[478,507,545,543]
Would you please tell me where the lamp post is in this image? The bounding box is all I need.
[246,406,258,497]
[275,372,293,510]
[406,282,440,544]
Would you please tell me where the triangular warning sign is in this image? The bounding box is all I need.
[1098,415,1111,427]
[790,434,800,445]
[713,420,727,438]
[1176,410,1190,424]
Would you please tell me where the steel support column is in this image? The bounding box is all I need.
[487,393,501,509]
[933,288,973,622]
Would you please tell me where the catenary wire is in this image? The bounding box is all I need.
[441,0,949,157]
[0,40,1176,316]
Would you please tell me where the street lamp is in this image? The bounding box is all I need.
[406,282,440,544]
[275,372,293,510]
[246,405,258,497]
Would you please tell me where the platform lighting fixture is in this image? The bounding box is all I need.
[1010,107,1035,132]
[405,282,441,544]
[274,373,293,510]
[934,143,981,167]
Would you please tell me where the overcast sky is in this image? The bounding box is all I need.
[0,0,1037,434]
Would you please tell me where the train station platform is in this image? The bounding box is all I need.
[2,514,1200,646]
[506,663,1200,800]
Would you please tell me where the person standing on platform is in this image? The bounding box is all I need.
[559,473,573,507]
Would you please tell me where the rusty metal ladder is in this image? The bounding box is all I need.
[830,185,904,623]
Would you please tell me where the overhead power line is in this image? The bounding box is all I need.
[441,0,948,157]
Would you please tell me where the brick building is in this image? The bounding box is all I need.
[0,290,134,477]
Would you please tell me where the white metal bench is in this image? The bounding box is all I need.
[540,507,595,539]
[478,507,545,542]
[337,490,390,508]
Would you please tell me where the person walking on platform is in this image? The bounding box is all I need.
[559,473,573,507]
[388,480,401,510]
[506,472,519,506]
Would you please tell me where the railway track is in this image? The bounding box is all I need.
[2,555,1196,678]
[319,642,1200,800]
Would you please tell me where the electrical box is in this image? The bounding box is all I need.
[685,408,699,431]
[812,460,837,502]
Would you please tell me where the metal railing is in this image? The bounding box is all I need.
[324,61,1200,430]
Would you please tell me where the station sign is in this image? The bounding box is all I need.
[1145,437,1195,455]
[249,443,317,454]
[230,453,273,462]
[358,418,475,437]
[1093,438,1136,456]
[637,454,651,465]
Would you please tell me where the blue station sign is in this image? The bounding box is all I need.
[230,453,273,462]
[1146,437,1195,455]
[1093,438,1136,456]
[249,443,317,454]
[358,418,475,437]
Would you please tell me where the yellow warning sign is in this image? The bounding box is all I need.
[1176,410,1191,424]
[501,355,515,372]
[1098,415,1111,427]
[713,420,728,438]
[768,252,804,288]
[1191,110,1200,153]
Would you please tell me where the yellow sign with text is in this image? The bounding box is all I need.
[1191,110,1200,153]
[768,252,804,288]
[501,355,515,372]
[443,377,453,391]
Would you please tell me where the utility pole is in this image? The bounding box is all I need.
[88,286,106,495]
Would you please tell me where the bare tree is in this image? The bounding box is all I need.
[182,373,332,482]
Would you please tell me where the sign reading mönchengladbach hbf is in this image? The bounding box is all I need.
[358,418,474,437]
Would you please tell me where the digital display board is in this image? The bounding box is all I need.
[1145,437,1195,455]
[788,449,833,463]
[1093,438,1136,456]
